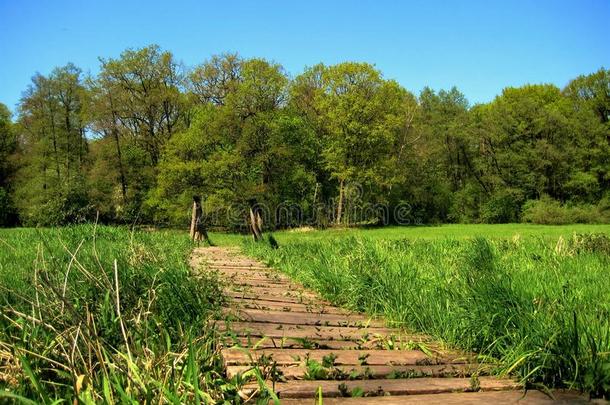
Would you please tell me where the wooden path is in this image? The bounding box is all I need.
[191,247,588,403]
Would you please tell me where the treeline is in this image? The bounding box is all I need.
[0,45,609,228]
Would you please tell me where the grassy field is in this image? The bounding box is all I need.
[207,223,610,247]
[0,225,246,403]
[242,224,610,398]
[2,223,610,401]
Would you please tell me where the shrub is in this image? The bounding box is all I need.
[522,196,610,224]
[480,188,524,223]
[448,183,482,223]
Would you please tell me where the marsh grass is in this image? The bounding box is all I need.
[0,225,254,403]
[244,231,610,398]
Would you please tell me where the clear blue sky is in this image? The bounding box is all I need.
[1,0,609,114]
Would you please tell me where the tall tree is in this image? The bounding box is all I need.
[98,45,186,166]
[293,63,407,224]
[14,64,90,225]
[0,103,17,225]
[153,55,316,228]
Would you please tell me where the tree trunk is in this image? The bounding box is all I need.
[312,182,319,226]
[336,179,344,225]
[112,126,128,202]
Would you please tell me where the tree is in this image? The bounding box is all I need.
[564,68,610,125]
[98,45,186,166]
[14,65,91,225]
[563,68,610,195]
[153,55,315,229]
[189,53,242,105]
[87,45,189,221]
[0,103,17,226]
[293,63,408,224]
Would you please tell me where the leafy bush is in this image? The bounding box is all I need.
[448,183,482,223]
[522,196,610,224]
[480,188,524,223]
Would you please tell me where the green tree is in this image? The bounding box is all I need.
[89,45,188,221]
[98,45,186,166]
[0,103,17,225]
[417,87,475,222]
[14,64,91,225]
[153,55,315,228]
[563,68,610,196]
[292,63,408,224]
[564,68,610,125]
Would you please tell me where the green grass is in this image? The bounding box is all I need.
[242,225,610,398]
[208,223,610,247]
[275,223,610,242]
[0,225,246,403]
[3,223,610,401]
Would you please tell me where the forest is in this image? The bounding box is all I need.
[1,45,609,229]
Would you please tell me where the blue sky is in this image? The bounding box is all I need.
[1,0,609,114]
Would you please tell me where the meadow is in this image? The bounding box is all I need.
[1,223,610,402]
[242,224,610,398]
[0,225,242,403]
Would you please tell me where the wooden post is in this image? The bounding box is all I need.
[191,195,210,244]
[248,200,263,241]
[190,200,197,240]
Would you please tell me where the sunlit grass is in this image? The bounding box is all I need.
[0,225,243,403]
[243,226,610,398]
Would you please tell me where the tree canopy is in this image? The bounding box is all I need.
[1,46,609,228]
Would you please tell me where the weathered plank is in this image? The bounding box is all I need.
[205,260,264,267]
[241,376,521,398]
[275,390,589,404]
[225,291,329,305]
[222,348,446,366]
[210,272,295,286]
[228,299,356,315]
[218,321,403,341]
[226,285,321,300]
[224,308,384,328]
[226,362,486,379]
[222,336,416,350]
[218,277,295,288]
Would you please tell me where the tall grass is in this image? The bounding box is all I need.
[0,225,240,403]
[244,232,610,398]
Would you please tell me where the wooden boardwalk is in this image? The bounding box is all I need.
[191,246,587,403]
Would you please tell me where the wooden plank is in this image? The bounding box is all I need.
[222,336,410,350]
[225,291,329,305]
[226,363,486,379]
[221,347,467,368]
[226,285,321,301]
[222,348,440,366]
[241,376,521,398]
[229,299,356,315]
[224,308,384,328]
[218,321,403,341]
[221,277,296,288]
[205,260,264,267]
[210,269,294,283]
[276,390,589,404]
